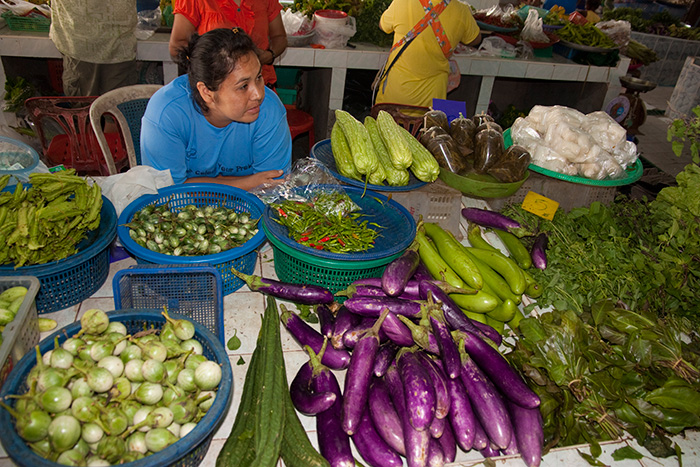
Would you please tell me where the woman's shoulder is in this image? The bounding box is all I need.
[146,76,195,120]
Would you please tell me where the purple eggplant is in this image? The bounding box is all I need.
[429,313,461,380]
[342,309,389,436]
[331,306,360,350]
[419,281,486,341]
[368,376,405,456]
[382,246,420,297]
[502,429,520,456]
[472,416,489,451]
[459,352,513,450]
[531,233,548,270]
[397,349,437,432]
[382,311,415,347]
[427,438,445,467]
[397,315,440,355]
[342,317,387,349]
[480,441,503,458]
[416,352,451,420]
[232,269,333,304]
[412,261,433,282]
[445,375,476,452]
[317,304,335,339]
[373,343,398,377]
[428,414,445,439]
[290,344,337,415]
[508,401,544,467]
[470,320,503,347]
[385,363,430,467]
[280,304,351,370]
[437,420,457,463]
[461,207,531,237]
[344,296,425,318]
[314,357,354,467]
[457,330,540,409]
[352,406,403,467]
[338,283,421,300]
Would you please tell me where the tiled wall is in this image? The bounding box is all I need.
[631,32,700,86]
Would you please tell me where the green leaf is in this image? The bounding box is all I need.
[611,446,643,461]
[577,450,607,466]
[236,356,245,365]
[227,329,241,351]
[645,385,700,417]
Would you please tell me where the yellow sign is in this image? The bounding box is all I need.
[521,191,558,220]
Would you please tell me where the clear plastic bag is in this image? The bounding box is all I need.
[473,129,505,174]
[521,8,549,43]
[596,20,631,48]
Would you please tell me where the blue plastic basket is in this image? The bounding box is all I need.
[262,184,417,262]
[113,264,225,345]
[0,309,232,467]
[0,194,117,314]
[117,183,267,295]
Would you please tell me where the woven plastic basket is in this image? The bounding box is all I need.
[264,223,404,296]
[113,264,225,345]
[0,195,117,314]
[117,183,266,295]
[0,309,232,467]
[1,11,51,32]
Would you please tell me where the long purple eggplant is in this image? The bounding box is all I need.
[457,330,540,409]
[437,420,457,463]
[331,306,359,350]
[290,344,337,415]
[382,246,420,297]
[427,438,445,467]
[373,343,398,377]
[461,207,531,237]
[314,358,354,467]
[344,296,425,318]
[428,414,445,439]
[459,352,513,450]
[502,429,519,456]
[419,281,487,342]
[342,309,389,436]
[416,352,450,420]
[317,304,335,339]
[353,277,421,297]
[385,363,429,467]
[338,284,421,300]
[412,261,433,282]
[342,317,388,349]
[352,406,403,467]
[232,269,334,304]
[382,311,415,347]
[397,349,437,432]
[368,376,405,456]
[480,441,503,458]
[531,233,548,270]
[429,313,461,380]
[472,416,489,451]
[280,304,351,370]
[445,375,476,452]
[508,401,544,467]
[470,320,503,347]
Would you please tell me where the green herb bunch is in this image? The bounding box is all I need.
[667,105,700,164]
[506,302,700,461]
[502,163,700,323]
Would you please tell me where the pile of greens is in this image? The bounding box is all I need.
[506,302,700,461]
[602,7,700,41]
[502,163,700,323]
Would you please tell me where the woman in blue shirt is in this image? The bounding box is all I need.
[141,28,291,188]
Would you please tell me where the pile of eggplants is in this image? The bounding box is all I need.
[243,249,545,467]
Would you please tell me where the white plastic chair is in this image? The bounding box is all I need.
[89,84,162,175]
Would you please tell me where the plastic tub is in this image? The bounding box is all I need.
[0,136,40,186]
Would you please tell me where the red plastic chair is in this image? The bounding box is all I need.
[285,104,315,152]
[24,96,128,176]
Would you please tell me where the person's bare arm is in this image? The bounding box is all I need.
[185,170,285,191]
[464,32,482,47]
[169,14,197,60]
[257,15,288,64]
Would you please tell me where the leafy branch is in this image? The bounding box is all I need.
[667,105,700,164]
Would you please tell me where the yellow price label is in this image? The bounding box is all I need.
[521,191,559,220]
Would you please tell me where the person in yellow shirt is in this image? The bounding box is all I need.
[374,0,481,108]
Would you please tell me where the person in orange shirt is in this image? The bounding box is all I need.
[169,0,287,87]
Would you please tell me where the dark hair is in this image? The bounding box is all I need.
[175,28,257,113]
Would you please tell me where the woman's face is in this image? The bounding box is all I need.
[199,51,266,127]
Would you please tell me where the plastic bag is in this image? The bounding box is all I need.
[473,129,505,174]
[488,145,531,182]
[249,157,358,217]
[521,8,549,43]
[92,165,174,217]
[424,110,450,132]
[281,9,312,36]
[449,115,476,152]
[0,0,50,16]
[135,8,161,40]
[478,37,518,59]
[596,20,631,48]
[421,132,467,175]
[314,15,356,49]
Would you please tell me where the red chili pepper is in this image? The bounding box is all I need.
[338,238,346,246]
[300,236,309,241]
[277,208,287,217]
[315,245,324,250]
[309,243,315,247]
[319,236,330,243]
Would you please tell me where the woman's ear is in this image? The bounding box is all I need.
[197,81,215,105]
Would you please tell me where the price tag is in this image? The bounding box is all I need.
[48,164,66,173]
[521,191,558,220]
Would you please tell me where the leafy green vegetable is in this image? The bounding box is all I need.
[667,106,700,164]
[611,446,643,461]
[3,76,36,114]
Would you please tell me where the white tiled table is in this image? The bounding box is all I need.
[1,211,699,466]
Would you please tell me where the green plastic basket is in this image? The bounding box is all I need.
[262,222,403,297]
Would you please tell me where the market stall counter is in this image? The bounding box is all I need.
[0,191,699,467]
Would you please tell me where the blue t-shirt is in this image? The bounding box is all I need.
[141,75,292,184]
[543,0,578,14]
